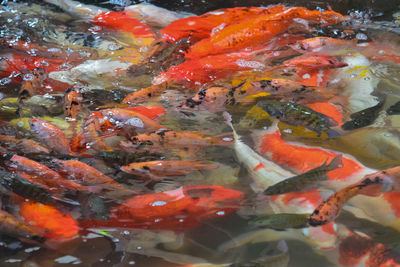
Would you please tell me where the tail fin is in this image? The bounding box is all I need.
[327,154,343,171]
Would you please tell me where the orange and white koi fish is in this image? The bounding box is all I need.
[28,118,72,155]
[120,160,220,181]
[20,200,79,241]
[52,159,134,194]
[80,185,244,230]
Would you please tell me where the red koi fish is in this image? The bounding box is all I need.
[91,11,155,39]
[28,118,72,155]
[120,160,220,181]
[186,7,346,59]
[80,185,244,230]
[20,200,79,241]
[160,5,285,43]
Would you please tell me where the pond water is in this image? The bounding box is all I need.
[0,0,400,266]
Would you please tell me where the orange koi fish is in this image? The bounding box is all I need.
[6,155,94,193]
[20,200,79,241]
[52,159,134,194]
[0,208,44,243]
[80,185,244,230]
[129,129,233,149]
[64,87,82,119]
[91,11,155,39]
[186,7,346,59]
[278,54,348,70]
[120,160,220,181]
[160,6,285,43]
[0,135,50,154]
[29,118,72,155]
[100,108,165,133]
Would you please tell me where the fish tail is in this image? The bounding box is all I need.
[327,154,343,171]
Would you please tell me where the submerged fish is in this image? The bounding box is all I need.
[341,95,386,130]
[0,209,44,243]
[120,160,220,181]
[250,78,339,104]
[264,155,343,195]
[256,100,339,137]
[0,170,78,206]
[129,129,233,149]
[94,150,162,165]
[249,213,310,230]
[28,118,72,155]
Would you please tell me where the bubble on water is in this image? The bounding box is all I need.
[24,247,40,253]
[122,230,130,236]
[55,255,80,264]
[17,121,24,127]
[283,129,293,133]
[356,33,368,40]
[112,238,119,243]
[151,201,166,206]
[216,211,225,216]
[0,77,11,85]
[350,74,357,78]
[23,73,34,81]
[108,44,120,51]
[129,261,135,265]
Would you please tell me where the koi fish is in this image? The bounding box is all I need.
[278,54,348,70]
[129,129,233,149]
[0,135,50,154]
[291,37,358,55]
[28,118,72,155]
[186,7,345,59]
[80,118,114,152]
[0,209,44,243]
[91,11,155,39]
[120,160,220,181]
[264,155,343,195]
[19,200,79,240]
[309,176,386,226]
[5,154,95,193]
[94,150,161,165]
[250,78,340,104]
[63,87,82,119]
[160,6,285,44]
[100,108,165,134]
[81,185,244,230]
[180,86,232,112]
[249,213,310,230]
[256,100,339,137]
[52,159,135,194]
[0,170,78,207]
[341,95,386,130]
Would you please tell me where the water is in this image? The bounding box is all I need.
[0,0,400,266]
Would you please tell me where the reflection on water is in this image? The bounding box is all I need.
[0,0,400,266]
